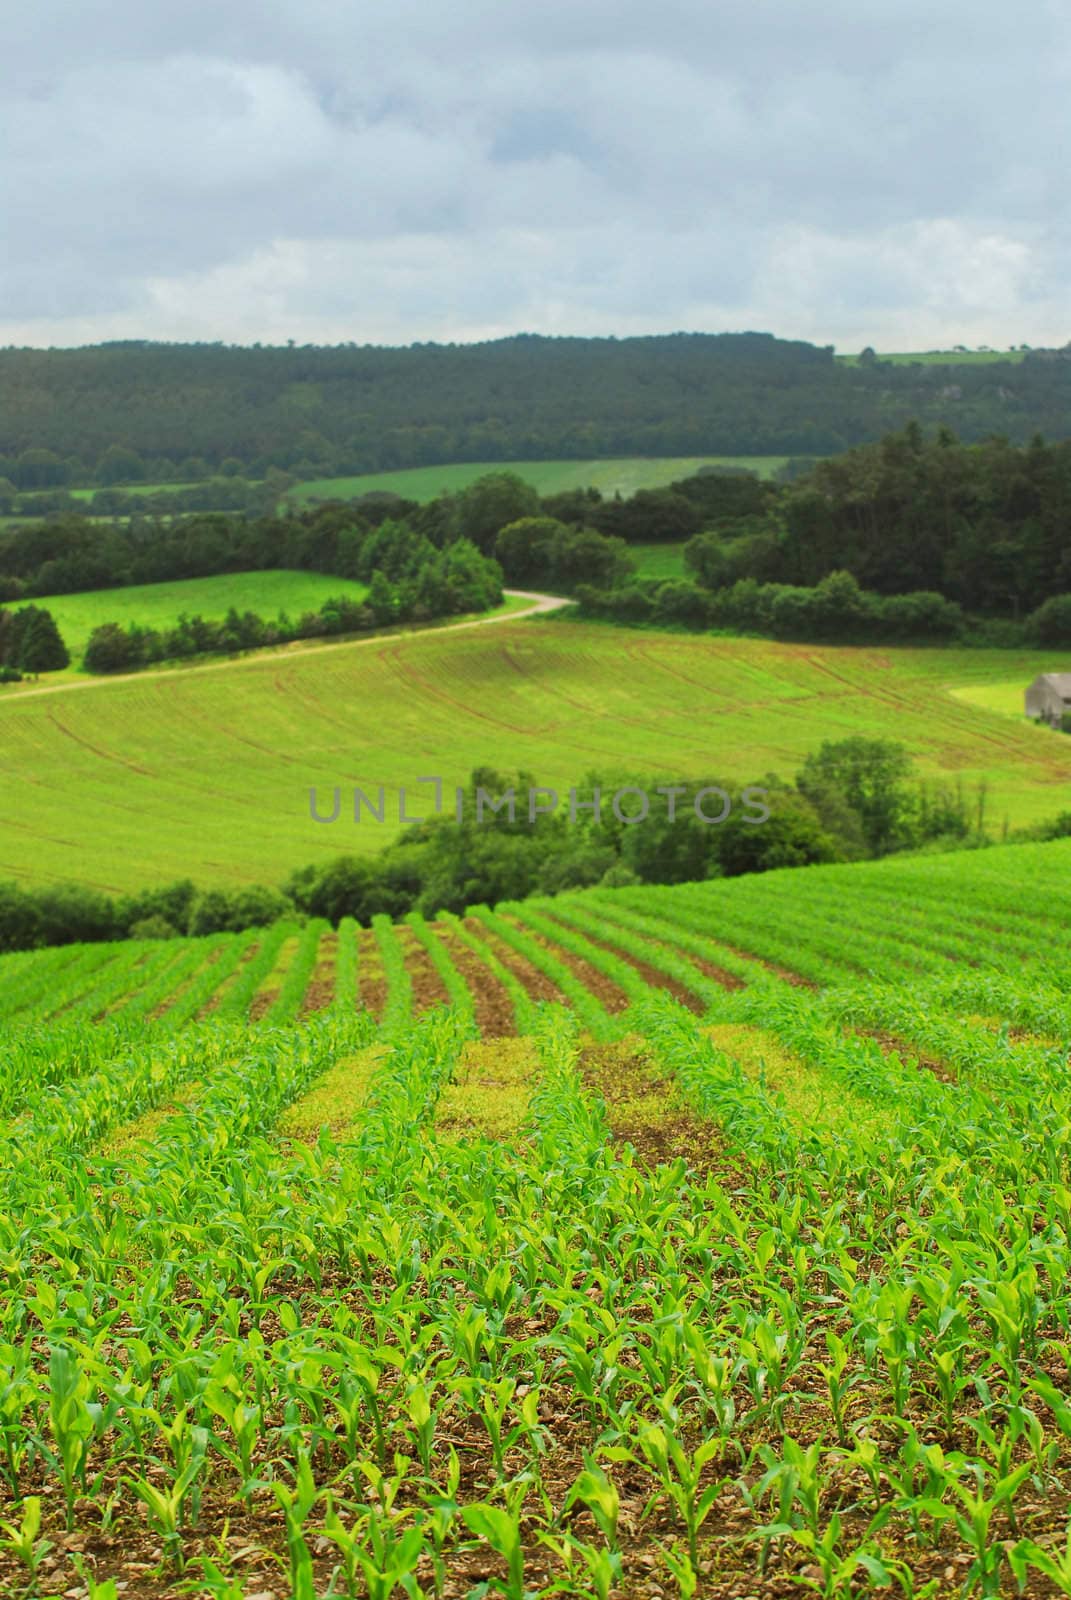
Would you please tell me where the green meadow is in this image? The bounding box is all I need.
[33,570,371,664]
[629,542,689,581]
[288,456,791,505]
[66,481,216,501]
[2,620,1069,893]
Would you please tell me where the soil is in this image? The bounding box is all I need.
[506,918,631,1014]
[461,917,566,1005]
[397,927,451,1013]
[855,1025,957,1082]
[248,986,278,1022]
[537,911,707,1012]
[356,930,388,1021]
[436,928,517,1036]
[298,931,338,1017]
[579,1037,748,1187]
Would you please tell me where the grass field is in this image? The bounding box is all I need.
[35,570,371,664]
[629,542,689,580]
[289,456,791,505]
[66,481,222,501]
[2,620,1070,892]
[3,837,1071,1596]
[836,348,1027,366]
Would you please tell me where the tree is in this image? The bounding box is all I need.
[811,569,868,635]
[684,532,731,589]
[652,580,710,626]
[717,792,840,875]
[95,444,146,485]
[494,517,565,585]
[1026,593,1071,646]
[367,569,397,626]
[84,622,140,674]
[797,738,915,856]
[14,448,68,489]
[448,473,540,555]
[14,607,69,676]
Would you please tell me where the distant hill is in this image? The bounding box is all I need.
[1,331,1068,486]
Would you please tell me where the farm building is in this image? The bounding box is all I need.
[1025,671,1071,726]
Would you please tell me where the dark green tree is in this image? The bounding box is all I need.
[15,607,70,675]
[798,738,915,856]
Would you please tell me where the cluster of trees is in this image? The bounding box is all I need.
[0,878,293,953]
[2,334,1069,481]
[0,472,630,609]
[2,743,1047,952]
[0,604,69,680]
[83,544,501,672]
[577,569,969,642]
[689,425,1071,616]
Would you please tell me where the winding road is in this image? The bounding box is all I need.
[0,589,572,704]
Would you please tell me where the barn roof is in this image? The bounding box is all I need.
[1039,673,1071,696]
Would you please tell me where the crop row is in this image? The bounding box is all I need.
[1,982,1071,1595]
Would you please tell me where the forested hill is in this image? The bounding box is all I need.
[2,331,1070,482]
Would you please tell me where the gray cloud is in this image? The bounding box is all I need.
[1,0,1067,349]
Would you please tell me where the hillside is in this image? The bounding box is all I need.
[3,621,1071,892]
[2,332,1069,482]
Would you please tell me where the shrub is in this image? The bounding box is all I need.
[129,914,180,940]
[1026,593,1071,646]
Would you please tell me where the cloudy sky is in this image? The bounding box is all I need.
[3,0,1067,351]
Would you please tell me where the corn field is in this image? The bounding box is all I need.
[1,840,1070,1599]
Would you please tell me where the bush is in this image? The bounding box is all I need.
[116,880,197,936]
[187,885,292,936]
[1026,593,1071,646]
[129,914,179,940]
[652,580,711,626]
[85,622,143,673]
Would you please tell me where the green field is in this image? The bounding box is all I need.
[3,837,1071,1595]
[33,570,370,664]
[3,620,1070,892]
[66,481,218,501]
[629,542,689,580]
[836,348,1027,366]
[289,456,791,506]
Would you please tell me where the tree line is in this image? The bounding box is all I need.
[4,743,1062,953]
[2,333,1070,482]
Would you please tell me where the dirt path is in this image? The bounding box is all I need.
[0,590,571,705]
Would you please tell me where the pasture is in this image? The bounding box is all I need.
[628,542,689,581]
[2,620,1070,891]
[288,456,791,506]
[2,838,1071,1595]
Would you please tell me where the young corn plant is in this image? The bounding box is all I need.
[0,1495,53,1595]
